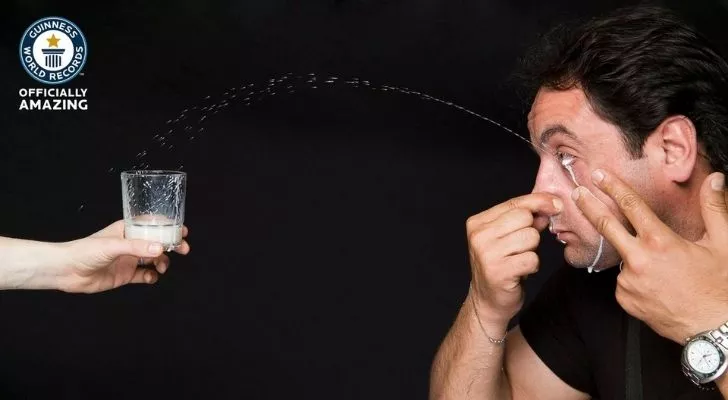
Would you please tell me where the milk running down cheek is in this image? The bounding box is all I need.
[549,155,605,273]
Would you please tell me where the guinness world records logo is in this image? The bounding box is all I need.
[19,16,88,85]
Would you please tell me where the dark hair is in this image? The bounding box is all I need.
[519,5,728,174]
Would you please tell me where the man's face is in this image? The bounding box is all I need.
[528,87,651,270]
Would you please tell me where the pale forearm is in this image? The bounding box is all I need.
[0,236,66,290]
[430,293,512,400]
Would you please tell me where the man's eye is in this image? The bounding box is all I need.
[555,151,575,167]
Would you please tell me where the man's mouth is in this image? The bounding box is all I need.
[548,219,572,244]
[554,231,574,244]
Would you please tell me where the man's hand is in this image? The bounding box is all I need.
[467,193,563,325]
[572,169,728,343]
[55,220,191,293]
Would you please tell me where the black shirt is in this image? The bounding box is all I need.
[519,264,723,399]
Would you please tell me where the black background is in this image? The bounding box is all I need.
[1,0,727,398]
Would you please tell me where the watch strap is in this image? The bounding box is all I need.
[709,323,728,351]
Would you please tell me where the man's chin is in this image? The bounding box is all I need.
[563,247,619,271]
[563,246,598,269]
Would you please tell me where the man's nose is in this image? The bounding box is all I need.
[530,164,566,230]
[531,163,561,196]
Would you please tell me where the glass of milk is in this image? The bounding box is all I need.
[121,170,187,251]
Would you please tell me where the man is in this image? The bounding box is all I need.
[430,6,728,399]
[0,219,190,293]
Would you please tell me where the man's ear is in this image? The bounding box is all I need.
[644,115,698,183]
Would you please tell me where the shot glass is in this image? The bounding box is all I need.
[121,170,187,251]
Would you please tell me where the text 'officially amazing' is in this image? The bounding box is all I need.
[18,88,88,111]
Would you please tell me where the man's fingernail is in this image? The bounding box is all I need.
[552,198,563,211]
[712,173,725,191]
[149,243,162,253]
[159,262,167,273]
[571,186,583,201]
[592,169,605,184]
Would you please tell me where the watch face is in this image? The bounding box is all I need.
[687,339,722,374]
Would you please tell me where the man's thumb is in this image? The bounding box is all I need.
[100,238,164,260]
[700,172,728,240]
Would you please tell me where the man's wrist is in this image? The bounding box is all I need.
[465,292,509,343]
[714,371,728,397]
[0,237,67,291]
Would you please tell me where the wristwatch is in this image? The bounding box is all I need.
[682,322,728,387]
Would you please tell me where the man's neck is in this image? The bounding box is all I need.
[667,186,705,242]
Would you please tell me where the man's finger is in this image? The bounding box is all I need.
[503,251,540,278]
[589,169,670,238]
[173,240,191,255]
[494,227,541,258]
[700,172,728,242]
[571,186,639,256]
[129,268,158,284]
[486,208,535,238]
[152,253,171,274]
[469,193,563,227]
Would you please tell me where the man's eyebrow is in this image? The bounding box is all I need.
[539,124,583,147]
